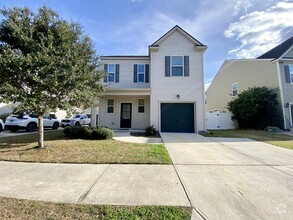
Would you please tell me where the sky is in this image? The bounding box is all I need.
[1,0,293,89]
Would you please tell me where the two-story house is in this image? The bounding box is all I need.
[206,36,293,130]
[96,25,207,133]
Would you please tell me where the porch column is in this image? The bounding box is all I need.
[90,107,98,127]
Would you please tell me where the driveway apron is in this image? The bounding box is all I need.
[161,133,293,219]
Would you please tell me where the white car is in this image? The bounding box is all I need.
[5,114,60,132]
[0,119,4,132]
[61,114,91,127]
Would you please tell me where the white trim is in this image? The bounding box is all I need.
[171,56,184,77]
[137,64,146,83]
[276,62,287,129]
[107,64,116,82]
[137,98,145,114]
[106,98,115,114]
[232,82,238,96]
[279,45,293,60]
[201,52,206,131]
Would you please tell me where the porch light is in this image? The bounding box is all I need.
[285,103,290,108]
[177,94,180,99]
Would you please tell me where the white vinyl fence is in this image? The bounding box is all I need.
[206,111,236,130]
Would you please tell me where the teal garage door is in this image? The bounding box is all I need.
[161,103,195,133]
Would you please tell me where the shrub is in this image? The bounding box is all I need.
[63,126,114,140]
[228,86,283,129]
[145,125,157,136]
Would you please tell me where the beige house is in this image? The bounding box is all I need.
[94,25,207,133]
[206,36,293,130]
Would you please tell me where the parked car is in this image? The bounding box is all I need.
[0,119,4,132]
[61,114,91,127]
[5,113,60,132]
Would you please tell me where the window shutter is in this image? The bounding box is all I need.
[145,64,149,83]
[285,65,291,83]
[103,64,108,82]
[115,64,119,83]
[165,56,170,77]
[134,64,138,83]
[184,56,189,77]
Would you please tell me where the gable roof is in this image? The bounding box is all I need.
[257,36,293,59]
[150,25,206,47]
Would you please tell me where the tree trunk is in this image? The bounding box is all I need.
[38,114,44,148]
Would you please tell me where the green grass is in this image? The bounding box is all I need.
[204,129,293,150]
[0,130,172,164]
[0,197,191,220]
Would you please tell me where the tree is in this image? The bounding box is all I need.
[0,6,105,148]
[227,87,282,129]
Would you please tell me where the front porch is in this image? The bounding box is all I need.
[98,89,151,130]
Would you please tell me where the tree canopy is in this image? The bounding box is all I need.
[227,87,283,129]
[0,6,105,147]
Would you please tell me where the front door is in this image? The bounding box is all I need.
[120,103,132,128]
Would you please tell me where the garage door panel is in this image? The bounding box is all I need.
[161,103,194,133]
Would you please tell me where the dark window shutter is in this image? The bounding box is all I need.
[184,56,189,77]
[134,64,138,83]
[115,64,119,83]
[285,65,291,83]
[165,56,170,77]
[103,64,108,82]
[145,64,149,83]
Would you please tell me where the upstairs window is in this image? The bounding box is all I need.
[171,56,183,76]
[138,99,145,113]
[107,99,115,113]
[108,64,115,82]
[138,64,145,83]
[232,83,238,96]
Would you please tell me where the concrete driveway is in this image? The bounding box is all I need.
[161,133,293,219]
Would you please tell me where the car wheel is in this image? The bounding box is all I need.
[26,122,37,132]
[52,122,59,130]
[75,122,80,126]
[9,128,18,132]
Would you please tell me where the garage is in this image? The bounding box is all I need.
[161,103,195,133]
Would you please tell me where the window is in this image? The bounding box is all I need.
[232,83,238,96]
[138,99,145,113]
[289,65,293,83]
[107,99,114,113]
[108,64,115,82]
[138,64,145,82]
[171,56,183,76]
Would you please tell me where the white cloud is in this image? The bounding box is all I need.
[231,0,253,16]
[225,1,293,58]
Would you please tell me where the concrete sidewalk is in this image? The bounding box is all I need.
[0,162,189,207]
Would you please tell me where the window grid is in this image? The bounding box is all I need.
[108,64,115,82]
[289,65,293,83]
[171,56,183,77]
[107,99,115,114]
[232,83,238,96]
[138,64,145,83]
[138,99,145,113]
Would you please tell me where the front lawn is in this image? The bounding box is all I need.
[204,129,293,150]
[0,197,191,220]
[0,130,171,164]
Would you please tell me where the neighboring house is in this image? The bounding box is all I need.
[97,25,207,133]
[206,36,293,130]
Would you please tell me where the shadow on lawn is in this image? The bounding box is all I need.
[0,130,66,150]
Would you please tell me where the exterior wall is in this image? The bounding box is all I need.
[278,59,293,129]
[150,30,206,132]
[99,95,150,130]
[101,58,150,89]
[206,60,279,112]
